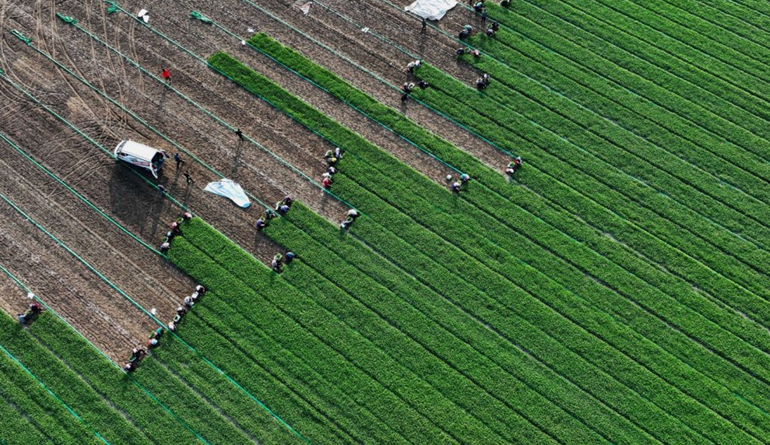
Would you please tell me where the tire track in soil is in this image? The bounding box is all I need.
[63,3,351,221]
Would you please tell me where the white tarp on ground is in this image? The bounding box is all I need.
[404,0,457,20]
[204,178,251,208]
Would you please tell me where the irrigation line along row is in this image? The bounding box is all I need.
[0,248,211,445]
[0,344,112,445]
[89,6,355,213]
[200,29,770,321]
[0,65,312,444]
[310,0,768,205]
[102,1,768,337]
[266,0,770,277]
[195,13,462,177]
[230,0,516,160]
[232,0,769,260]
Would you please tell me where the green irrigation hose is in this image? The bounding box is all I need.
[0,190,311,445]
[0,262,211,445]
[0,343,112,445]
[59,13,353,213]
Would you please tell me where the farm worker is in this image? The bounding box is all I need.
[265,208,278,220]
[347,209,360,219]
[417,80,430,89]
[451,181,462,194]
[481,9,488,25]
[421,18,427,31]
[327,166,337,175]
[283,196,293,206]
[474,1,484,12]
[334,147,343,159]
[161,68,171,83]
[272,253,283,272]
[460,173,471,183]
[476,77,487,90]
[482,73,491,85]
[150,327,163,340]
[471,49,481,58]
[183,295,194,308]
[183,172,193,185]
[322,176,333,188]
[402,82,415,94]
[491,21,500,31]
[174,153,184,169]
[401,93,410,103]
[17,313,27,324]
[256,218,267,231]
[124,362,136,372]
[129,348,146,363]
[147,338,159,348]
[456,47,467,56]
[168,320,177,332]
[285,251,296,263]
[486,26,495,37]
[183,211,193,220]
[160,241,170,252]
[406,59,421,74]
[500,0,510,6]
[340,216,355,230]
[195,285,207,295]
[277,204,290,214]
[235,128,244,142]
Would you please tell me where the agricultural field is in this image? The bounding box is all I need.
[0,0,767,443]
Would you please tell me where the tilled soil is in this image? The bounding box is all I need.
[0,0,496,359]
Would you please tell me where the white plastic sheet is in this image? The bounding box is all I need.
[404,0,457,20]
[204,178,251,208]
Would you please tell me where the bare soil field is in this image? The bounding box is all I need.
[0,0,483,360]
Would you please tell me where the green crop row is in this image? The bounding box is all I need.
[439,46,770,294]
[696,0,770,30]
[149,336,310,445]
[207,51,770,371]
[522,0,770,137]
[175,225,520,445]
[696,0,770,36]
[0,385,53,445]
[168,235,459,445]
[408,66,770,334]
[0,313,152,445]
[489,1,769,157]
[180,204,768,443]
[248,33,769,308]
[0,346,101,445]
[623,0,770,60]
[567,0,770,89]
[267,203,770,439]
[207,51,770,415]
[464,26,770,240]
[22,314,206,444]
[206,53,770,441]
[178,218,600,444]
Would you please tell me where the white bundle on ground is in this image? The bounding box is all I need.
[404,0,457,20]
